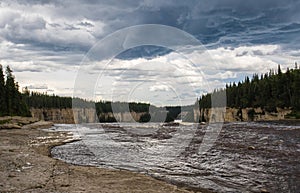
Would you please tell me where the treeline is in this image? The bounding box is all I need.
[23,91,180,122]
[95,101,150,113]
[198,65,300,113]
[0,65,154,119]
[23,90,74,109]
[0,65,31,116]
[23,90,153,121]
[5,63,298,121]
[25,93,151,114]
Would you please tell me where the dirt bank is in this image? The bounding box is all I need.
[0,121,196,192]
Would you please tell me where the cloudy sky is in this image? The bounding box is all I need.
[1,0,300,105]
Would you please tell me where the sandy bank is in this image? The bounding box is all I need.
[0,119,198,193]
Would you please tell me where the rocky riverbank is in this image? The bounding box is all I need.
[0,117,195,193]
[0,116,55,130]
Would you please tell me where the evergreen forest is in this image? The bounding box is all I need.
[0,64,299,120]
[198,65,300,118]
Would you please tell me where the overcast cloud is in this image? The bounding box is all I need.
[0,0,299,105]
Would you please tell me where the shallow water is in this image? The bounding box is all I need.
[50,122,300,193]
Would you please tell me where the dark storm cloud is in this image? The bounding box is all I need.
[110,0,299,48]
[78,21,94,28]
[0,0,296,104]
[1,0,300,72]
[3,1,300,48]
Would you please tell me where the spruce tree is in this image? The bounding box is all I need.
[0,65,6,116]
[4,66,30,116]
[5,66,15,115]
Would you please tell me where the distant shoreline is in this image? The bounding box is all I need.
[28,106,299,124]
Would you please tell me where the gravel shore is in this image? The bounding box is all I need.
[0,118,195,193]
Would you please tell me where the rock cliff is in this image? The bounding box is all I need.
[194,107,293,122]
[31,108,72,124]
[31,107,293,124]
[99,111,146,122]
[30,108,146,123]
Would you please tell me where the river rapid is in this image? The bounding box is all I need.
[49,122,300,193]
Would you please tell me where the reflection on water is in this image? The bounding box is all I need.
[50,122,300,193]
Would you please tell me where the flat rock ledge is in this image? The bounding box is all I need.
[0,123,22,129]
[22,121,54,129]
[0,116,53,130]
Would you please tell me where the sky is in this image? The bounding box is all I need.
[1,0,300,106]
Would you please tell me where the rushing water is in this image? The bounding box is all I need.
[49,122,300,193]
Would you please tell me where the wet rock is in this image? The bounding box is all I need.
[259,136,268,141]
[163,122,179,127]
[152,133,172,139]
[260,188,270,193]
[8,174,16,178]
[277,139,284,144]
[151,126,176,139]
[60,184,70,187]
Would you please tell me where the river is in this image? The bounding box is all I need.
[49,122,300,193]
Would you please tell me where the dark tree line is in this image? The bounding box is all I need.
[0,65,31,116]
[198,65,300,113]
[25,94,151,114]
[23,90,74,109]
[3,63,298,121]
[0,65,153,119]
[95,101,150,113]
[23,91,152,119]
